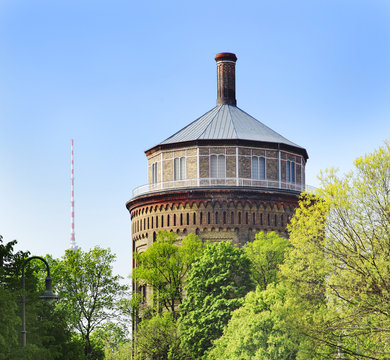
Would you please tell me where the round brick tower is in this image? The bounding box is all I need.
[126,52,308,260]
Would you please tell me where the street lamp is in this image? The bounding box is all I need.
[21,256,58,348]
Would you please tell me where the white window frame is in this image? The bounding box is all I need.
[210,154,226,178]
[174,157,186,180]
[251,156,266,180]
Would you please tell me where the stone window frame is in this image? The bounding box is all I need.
[174,156,186,180]
[251,156,266,180]
[286,160,296,183]
[210,154,226,178]
[152,162,158,184]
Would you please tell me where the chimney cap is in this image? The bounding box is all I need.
[215,52,237,62]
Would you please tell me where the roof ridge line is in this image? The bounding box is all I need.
[198,105,223,139]
[227,105,238,137]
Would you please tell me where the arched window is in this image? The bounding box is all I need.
[180,213,183,226]
[252,156,266,180]
[231,212,234,224]
[252,213,256,225]
[187,213,189,225]
[286,160,296,183]
[210,155,226,178]
[200,212,203,225]
[167,214,170,227]
[275,214,277,226]
[223,211,226,224]
[174,157,186,180]
[193,213,196,225]
[156,216,158,228]
[161,215,164,227]
[245,212,248,224]
[260,213,263,225]
[238,212,241,224]
[215,212,219,224]
[173,214,176,226]
[208,212,211,224]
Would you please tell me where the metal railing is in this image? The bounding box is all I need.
[132,178,314,198]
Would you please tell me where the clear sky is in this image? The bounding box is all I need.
[1,0,390,280]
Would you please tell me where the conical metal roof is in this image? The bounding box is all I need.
[160,104,303,149]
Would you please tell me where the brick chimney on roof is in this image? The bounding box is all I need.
[215,52,237,106]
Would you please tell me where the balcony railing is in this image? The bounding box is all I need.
[132,178,315,198]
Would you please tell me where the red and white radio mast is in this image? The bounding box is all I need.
[69,139,78,250]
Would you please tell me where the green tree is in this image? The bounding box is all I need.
[207,284,299,360]
[180,241,253,359]
[244,231,290,290]
[0,236,28,359]
[53,246,129,359]
[134,312,178,360]
[280,141,390,359]
[0,237,82,360]
[133,231,204,317]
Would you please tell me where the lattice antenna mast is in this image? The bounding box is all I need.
[69,139,78,250]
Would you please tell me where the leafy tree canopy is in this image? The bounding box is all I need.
[180,241,253,359]
[53,246,129,359]
[207,284,299,360]
[244,231,290,290]
[133,231,204,316]
[280,141,390,359]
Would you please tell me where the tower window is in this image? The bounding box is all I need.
[187,213,189,225]
[238,212,241,224]
[167,215,170,227]
[193,213,196,225]
[210,155,226,178]
[208,212,211,224]
[174,157,186,180]
[200,212,203,225]
[286,160,296,183]
[152,162,158,184]
[231,212,234,224]
[215,212,219,224]
[251,156,266,180]
[223,211,226,224]
[173,214,176,226]
[252,213,256,225]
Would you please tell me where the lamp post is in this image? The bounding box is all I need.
[21,256,58,348]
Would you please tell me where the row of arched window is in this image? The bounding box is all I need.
[132,211,289,233]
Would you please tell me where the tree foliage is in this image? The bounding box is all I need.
[244,231,290,290]
[134,312,179,360]
[206,284,299,360]
[179,241,253,359]
[53,246,129,358]
[133,231,204,317]
[280,141,390,359]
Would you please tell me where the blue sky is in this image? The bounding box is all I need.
[1,0,390,279]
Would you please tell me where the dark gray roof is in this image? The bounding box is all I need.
[160,104,303,149]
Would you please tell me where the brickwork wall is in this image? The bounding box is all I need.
[129,190,298,251]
